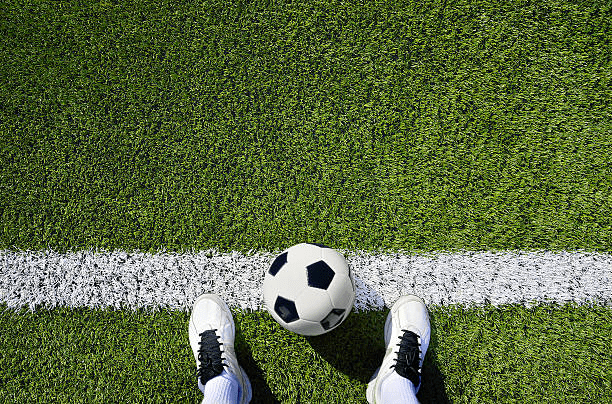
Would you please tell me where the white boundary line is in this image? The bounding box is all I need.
[1,250,611,311]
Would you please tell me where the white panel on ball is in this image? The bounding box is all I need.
[294,287,333,322]
[292,319,325,336]
[275,261,308,298]
[288,243,323,264]
[327,274,355,310]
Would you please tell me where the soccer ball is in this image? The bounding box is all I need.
[263,243,356,336]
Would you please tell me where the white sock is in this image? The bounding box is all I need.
[380,371,420,404]
[199,369,240,404]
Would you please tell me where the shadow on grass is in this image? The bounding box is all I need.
[234,312,280,404]
[305,310,387,383]
[306,309,450,404]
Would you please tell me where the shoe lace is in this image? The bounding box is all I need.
[196,329,227,384]
[390,329,422,387]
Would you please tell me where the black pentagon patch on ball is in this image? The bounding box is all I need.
[269,252,288,276]
[321,308,346,330]
[307,260,335,289]
[307,242,330,248]
[274,296,299,323]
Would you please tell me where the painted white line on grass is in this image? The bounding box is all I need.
[1,250,611,311]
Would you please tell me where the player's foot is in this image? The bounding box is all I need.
[189,294,252,404]
[366,295,431,404]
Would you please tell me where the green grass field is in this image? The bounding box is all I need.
[2,304,611,403]
[1,0,611,402]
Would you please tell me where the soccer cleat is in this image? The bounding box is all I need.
[188,294,252,404]
[366,295,431,404]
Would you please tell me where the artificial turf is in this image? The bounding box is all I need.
[1,0,610,253]
[1,0,611,402]
[1,304,610,403]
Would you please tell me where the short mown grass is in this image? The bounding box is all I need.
[1,0,610,402]
[2,303,610,403]
[1,0,611,253]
